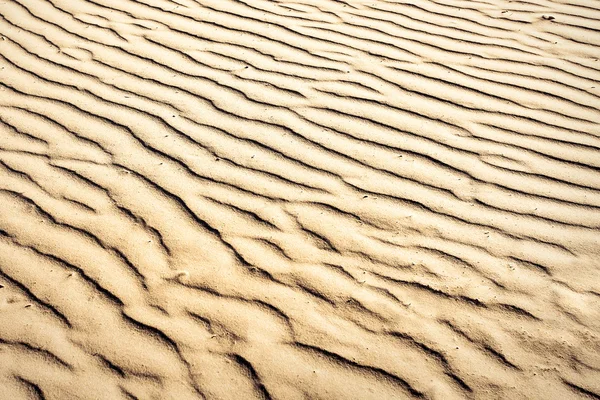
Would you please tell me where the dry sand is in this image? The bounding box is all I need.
[1,0,600,398]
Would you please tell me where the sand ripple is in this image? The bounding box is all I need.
[1,0,600,398]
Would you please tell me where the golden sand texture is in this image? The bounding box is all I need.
[1,0,600,398]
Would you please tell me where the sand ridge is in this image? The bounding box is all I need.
[1,0,600,398]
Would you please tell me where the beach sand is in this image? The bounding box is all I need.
[1,0,600,398]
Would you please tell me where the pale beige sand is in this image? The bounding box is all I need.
[1,0,600,398]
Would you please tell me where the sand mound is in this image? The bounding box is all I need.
[1,0,600,398]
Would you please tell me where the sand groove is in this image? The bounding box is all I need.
[1,0,600,398]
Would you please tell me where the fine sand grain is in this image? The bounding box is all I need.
[1,0,600,398]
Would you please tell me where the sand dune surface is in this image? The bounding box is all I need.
[1,0,600,398]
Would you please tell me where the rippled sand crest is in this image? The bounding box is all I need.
[1,0,600,398]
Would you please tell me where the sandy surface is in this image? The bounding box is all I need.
[1,0,600,398]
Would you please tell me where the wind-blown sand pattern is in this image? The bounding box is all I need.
[1,0,600,398]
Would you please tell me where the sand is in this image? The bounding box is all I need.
[1,0,599,398]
